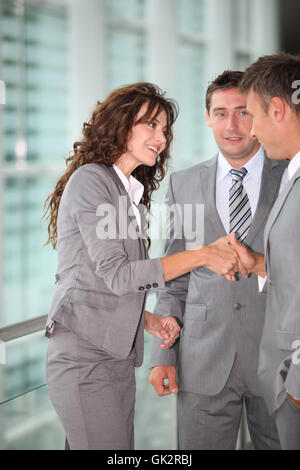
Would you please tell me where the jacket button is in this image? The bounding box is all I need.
[146,284,151,289]
[55,274,60,283]
[234,303,241,311]
[139,286,145,291]
[153,283,158,288]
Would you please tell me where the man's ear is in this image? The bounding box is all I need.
[268,97,286,122]
[206,109,212,127]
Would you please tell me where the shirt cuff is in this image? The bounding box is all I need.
[258,275,267,292]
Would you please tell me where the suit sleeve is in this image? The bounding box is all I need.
[282,296,300,400]
[150,173,189,368]
[68,166,165,296]
[281,188,300,400]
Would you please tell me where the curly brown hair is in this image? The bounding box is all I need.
[43,82,179,249]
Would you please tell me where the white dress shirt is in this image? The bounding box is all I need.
[287,150,300,180]
[113,164,144,231]
[216,145,265,233]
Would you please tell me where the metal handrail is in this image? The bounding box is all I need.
[0,315,47,342]
[0,384,47,406]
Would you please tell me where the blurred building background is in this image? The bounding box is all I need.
[0,0,299,450]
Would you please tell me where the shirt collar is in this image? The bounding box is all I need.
[113,164,144,205]
[216,145,265,184]
[288,151,300,181]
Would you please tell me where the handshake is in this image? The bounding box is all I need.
[199,231,265,281]
[147,233,266,397]
[144,232,265,353]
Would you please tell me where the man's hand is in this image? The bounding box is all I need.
[149,366,178,396]
[288,393,300,409]
[228,232,265,276]
[144,312,180,349]
[202,236,240,280]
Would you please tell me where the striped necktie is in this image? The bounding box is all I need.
[229,167,252,243]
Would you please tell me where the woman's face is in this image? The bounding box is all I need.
[123,102,168,170]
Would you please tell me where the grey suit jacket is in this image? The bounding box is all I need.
[258,165,300,413]
[45,163,165,366]
[150,155,287,395]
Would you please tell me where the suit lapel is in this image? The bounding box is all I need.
[199,154,286,250]
[264,166,300,256]
[106,165,146,259]
[200,156,227,240]
[245,156,284,247]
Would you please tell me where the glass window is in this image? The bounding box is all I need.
[104,0,145,20]
[232,0,251,47]
[176,41,206,165]
[176,0,206,166]
[232,0,252,70]
[104,0,145,93]
[105,26,145,92]
[3,175,58,326]
[177,0,205,35]
[0,0,69,327]
[1,1,69,166]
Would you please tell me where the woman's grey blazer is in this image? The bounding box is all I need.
[45,163,165,365]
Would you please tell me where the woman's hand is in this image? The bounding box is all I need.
[144,311,181,349]
[201,236,241,280]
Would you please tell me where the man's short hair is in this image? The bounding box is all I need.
[206,70,243,113]
[239,52,300,117]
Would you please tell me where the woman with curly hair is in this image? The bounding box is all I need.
[44,82,238,450]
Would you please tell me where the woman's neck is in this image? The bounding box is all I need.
[115,154,138,180]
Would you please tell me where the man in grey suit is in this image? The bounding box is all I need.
[149,71,285,449]
[229,53,300,450]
